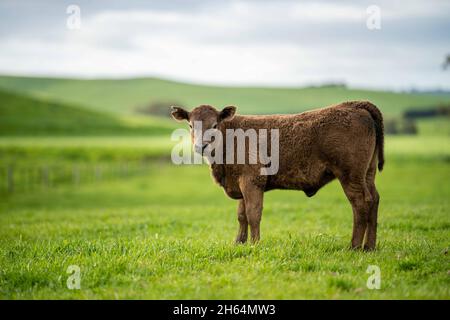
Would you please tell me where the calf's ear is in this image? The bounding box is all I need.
[219,105,236,121]
[171,106,189,122]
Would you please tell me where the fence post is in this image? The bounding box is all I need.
[7,165,14,193]
[41,166,49,188]
[95,165,102,181]
[24,168,29,191]
[124,162,129,177]
[73,165,80,186]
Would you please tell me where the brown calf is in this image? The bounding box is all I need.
[172,101,384,250]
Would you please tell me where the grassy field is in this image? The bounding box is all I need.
[0,136,449,299]
[1,75,450,116]
[0,89,176,136]
[1,135,448,164]
[0,76,448,299]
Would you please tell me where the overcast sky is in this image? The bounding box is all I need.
[0,0,449,90]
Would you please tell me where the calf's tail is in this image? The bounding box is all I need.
[353,101,385,171]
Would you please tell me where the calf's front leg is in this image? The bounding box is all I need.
[235,199,248,244]
[239,179,264,243]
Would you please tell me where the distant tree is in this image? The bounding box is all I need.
[135,101,183,118]
[384,118,399,135]
[384,118,417,135]
[443,54,450,70]
[401,119,418,135]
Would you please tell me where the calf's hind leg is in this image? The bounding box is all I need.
[364,157,380,251]
[235,199,248,244]
[339,175,372,250]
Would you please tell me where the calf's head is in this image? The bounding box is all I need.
[171,104,236,154]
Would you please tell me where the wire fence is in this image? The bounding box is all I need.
[0,161,153,194]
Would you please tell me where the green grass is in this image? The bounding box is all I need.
[0,136,176,162]
[416,118,450,136]
[0,137,449,299]
[385,136,450,161]
[0,89,176,136]
[1,135,447,164]
[0,75,449,116]
[0,75,448,299]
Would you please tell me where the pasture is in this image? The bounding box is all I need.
[0,77,449,299]
[1,75,450,116]
[0,135,449,299]
[0,0,449,303]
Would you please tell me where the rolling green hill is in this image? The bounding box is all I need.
[0,75,449,116]
[0,89,175,136]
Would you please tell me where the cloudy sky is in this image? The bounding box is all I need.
[0,0,449,90]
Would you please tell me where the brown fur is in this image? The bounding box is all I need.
[171,101,384,250]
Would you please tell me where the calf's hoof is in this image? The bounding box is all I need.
[350,244,363,251]
[363,244,376,252]
[235,235,247,244]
